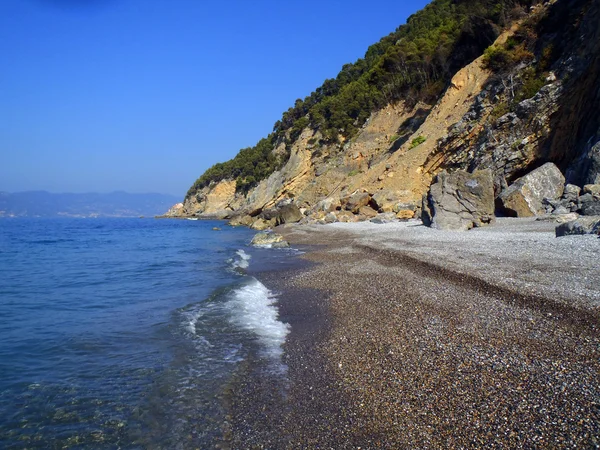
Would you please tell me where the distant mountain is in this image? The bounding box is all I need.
[0,191,181,218]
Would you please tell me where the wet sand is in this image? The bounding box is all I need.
[227,218,600,448]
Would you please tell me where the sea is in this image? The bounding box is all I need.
[0,217,298,448]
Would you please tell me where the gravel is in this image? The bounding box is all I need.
[226,218,600,448]
[327,217,600,309]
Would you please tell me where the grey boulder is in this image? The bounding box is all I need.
[555,216,600,237]
[422,169,495,231]
[370,212,398,224]
[563,184,582,201]
[499,163,565,217]
[579,198,600,216]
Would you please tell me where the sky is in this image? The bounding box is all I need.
[0,0,430,197]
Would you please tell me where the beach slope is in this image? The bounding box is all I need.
[231,218,600,448]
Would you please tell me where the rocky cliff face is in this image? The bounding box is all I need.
[177,0,599,226]
[425,0,600,192]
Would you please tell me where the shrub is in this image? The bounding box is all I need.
[505,67,548,104]
[491,101,510,118]
[409,136,427,149]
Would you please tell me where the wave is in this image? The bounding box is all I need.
[229,249,251,271]
[225,278,290,361]
[180,278,289,368]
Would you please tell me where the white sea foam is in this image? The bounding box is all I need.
[230,249,251,270]
[226,278,290,360]
[181,306,214,348]
[183,308,201,335]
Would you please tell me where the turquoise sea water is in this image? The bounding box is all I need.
[0,218,292,448]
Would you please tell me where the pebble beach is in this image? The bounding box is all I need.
[227,218,600,448]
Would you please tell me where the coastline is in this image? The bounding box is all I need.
[228,218,600,447]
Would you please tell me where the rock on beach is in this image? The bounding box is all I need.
[250,231,290,248]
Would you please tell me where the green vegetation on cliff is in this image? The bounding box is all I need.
[187,0,537,200]
[482,0,579,112]
[186,136,287,198]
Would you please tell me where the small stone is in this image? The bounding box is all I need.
[396,210,415,220]
[324,212,338,224]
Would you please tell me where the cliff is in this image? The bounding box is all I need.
[177,0,599,227]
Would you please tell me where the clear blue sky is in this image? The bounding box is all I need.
[0,0,430,197]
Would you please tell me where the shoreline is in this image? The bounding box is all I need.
[227,218,600,447]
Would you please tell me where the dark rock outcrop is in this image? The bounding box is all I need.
[578,194,600,216]
[422,169,495,231]
[585,142,600,185]
[555,216,600,237]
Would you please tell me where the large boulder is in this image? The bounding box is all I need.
[370,212,398,224]
[250,218,275,230]
[277,204,304,224]
[341,192,371,214]
[229,214,254,227]
[371,190,400,213]
[336,210,356,223]
[259,203,303,225]
[323,212,338,224]
[555,216,600,237]
[250,232,290,248]
[563,184,582,202]
[422,169,495,231]
[499,163,565,217]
